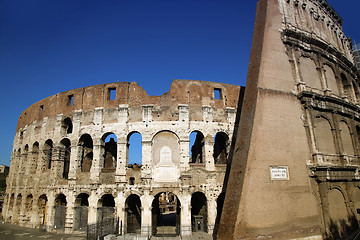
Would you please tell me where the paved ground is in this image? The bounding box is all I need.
[0,221,86,240]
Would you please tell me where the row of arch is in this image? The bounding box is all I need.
[11,130,230,179]
[5,190,224,236]
[298,55,359,103]
[313,114,360,161]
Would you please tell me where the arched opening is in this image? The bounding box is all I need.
[102,133,117,170]
[31,142,39,173]
[38,194,48,226]
[78,134,93,172]
[8,193,14,214]
[299,57,322,89]
[328,188,349,239]
[43,139,53,170]
[128,132,142,166]
[13,194,22,224]
[97,194,117,237]
[23,144,29,173]
[353,187,360,222]
[314,116,337,154]
[214,132,229,164]
[152,192,180,236]
[191,192,207,232]
[74,193,89,231]
[341,73,353,100]
[54,194,67,230]
[62,117,73,134]
[125,194,141,234]
[339,121,355,156]
[24,194,33,224]
[60,138,71,179]
[324,65,339,95]
[189,131,204,164]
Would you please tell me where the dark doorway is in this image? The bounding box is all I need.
[152,192,180,237]
[125,194,141,234]
[191,192,207,232]
[74,193,89,231]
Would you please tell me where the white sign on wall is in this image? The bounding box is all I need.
[270,166,289,180]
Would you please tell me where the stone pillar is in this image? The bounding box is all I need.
[65,192,75,233]
[68,145,79,180]
[205,139,215,171]
[90,140,103,183]
[179,139,190,169]
[141,191,152,237]
[180,194,192,237]
[88,190,98,225]
[115,138,127,183]
[116,191,125,235]
[141,140,152,179]
[207,198,217,234]
[46,192,55,231]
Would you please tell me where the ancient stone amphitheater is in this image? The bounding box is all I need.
[2,79,241,238]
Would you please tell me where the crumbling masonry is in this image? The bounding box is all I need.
[2,79,241,238]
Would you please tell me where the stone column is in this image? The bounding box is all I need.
[179,139,190,169]
[46,192,55,231]
[205,139,215,171]
[180,194,192,237]
[207,198,217,234]
[116,190,126,235]
[115,138,127,183]
[68,145,79,180]
[141,191,152,237]
[65,192,75,233]
[141,140,152,179]
[87,190,98,225]
[90,139,103,183]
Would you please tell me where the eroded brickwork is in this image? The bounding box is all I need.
[3,80,241,238]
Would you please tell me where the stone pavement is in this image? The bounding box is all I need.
[0,222,85,240]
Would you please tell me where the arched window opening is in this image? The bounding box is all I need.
[125,194,141,234]
[189,131,204,164]
[354,188,360,222]
[32,142,39,173]
[341,73,353,100]
[44,139,53,170]
[60,138,71,179]
[9,194,15,212]
[13,194,22,224]
[23,144,29,173]
[79,134,93,172]
[62,117,73,134]
[191,192,208,233]
[54,194,67,230]
[214,132,229,164]
[74,193,89,231]
[151,192,181,236]
[102,133,117,170]
[328,189,348,238]
[339,121,355,156]
[353,81,360,102]
[38,195,48,226]
[24,194,33,224]
[314,116,337,154]
[128,132,142,166]
[324,65,339,95]
[97,194,116,228]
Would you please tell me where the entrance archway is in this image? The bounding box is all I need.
[125,194,141,234]
[152,192,180,236]
[74,193,89,231]
[38,194,48,226]
[54,194,67,230]
[191,192,207,232]
[96,194,118,237]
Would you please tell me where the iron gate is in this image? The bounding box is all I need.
[74,206,88,231]
[54,205,66,230]
[86,207,118,240]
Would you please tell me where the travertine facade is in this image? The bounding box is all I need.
[3,80,242,238]
[218,0,360,240]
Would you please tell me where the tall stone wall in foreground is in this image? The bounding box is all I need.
[218,0,360,239]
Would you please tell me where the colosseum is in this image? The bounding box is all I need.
[2,79,241,239]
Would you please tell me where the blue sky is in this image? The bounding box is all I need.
[0,0,359,166]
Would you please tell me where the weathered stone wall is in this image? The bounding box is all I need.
[218,0,360,239]
[3,79,241,237]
